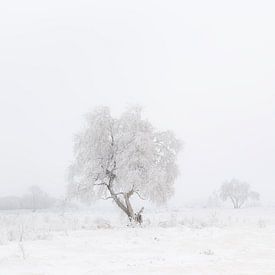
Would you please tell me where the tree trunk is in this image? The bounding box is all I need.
[124,194,144,224]
[107,184,143,224]
[106,174,144,224]
[229,196,239,209]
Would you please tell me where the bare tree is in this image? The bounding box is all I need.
[29,185,43,211]
[21,185,55,211]
[68,106,181,223]
[220,179,260,209]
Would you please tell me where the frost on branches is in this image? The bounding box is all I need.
[68,107,181,223]
[220,179,260,209]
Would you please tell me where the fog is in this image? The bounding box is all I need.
[0,0,274,204]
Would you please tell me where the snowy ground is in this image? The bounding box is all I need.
[0,207,275,275]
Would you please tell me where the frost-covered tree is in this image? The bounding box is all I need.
[220,179,260,209]
[68,106,181,223]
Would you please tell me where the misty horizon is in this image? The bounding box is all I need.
[0,1,274,205]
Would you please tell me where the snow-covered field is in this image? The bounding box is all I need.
[0,207,275,275]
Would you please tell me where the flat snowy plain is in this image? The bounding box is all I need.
[0,207,274,275]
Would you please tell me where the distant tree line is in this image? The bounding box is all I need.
[0,185,56,211]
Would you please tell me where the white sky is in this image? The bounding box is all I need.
[0,0,274,204]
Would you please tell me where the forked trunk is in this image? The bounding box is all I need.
[123,193,144,224]
[106,174,144,224]
[107,183,144,224]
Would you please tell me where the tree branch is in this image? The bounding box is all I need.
[134,190,146,200]
[100,196,113,200]
[93,182,107,186]
[113,192,124,196]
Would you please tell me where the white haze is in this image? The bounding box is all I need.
[0,0,274,205]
